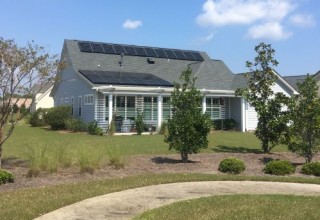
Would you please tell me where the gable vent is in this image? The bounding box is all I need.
[147,57,155,64]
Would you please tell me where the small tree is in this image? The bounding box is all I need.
[0,37,62,168]
[286,75,320,163]
[165,67,211,162]
[236,42,289,153]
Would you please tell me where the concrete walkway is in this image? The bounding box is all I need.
[35,181,320,220]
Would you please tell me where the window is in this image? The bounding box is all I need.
[206,97,221,119]
[163,97,171,120]
[78,96,82,117]
[84,94,94,105]
[65,97,69,103]
[71,97,74,115]
[143,97,157,121]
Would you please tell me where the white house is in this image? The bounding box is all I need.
[31,82,54,113]
[50,39,298,132]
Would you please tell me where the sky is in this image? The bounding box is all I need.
[0,0,319,76]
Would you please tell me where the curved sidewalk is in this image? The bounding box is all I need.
[35,181,320,220]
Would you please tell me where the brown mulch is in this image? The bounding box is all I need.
[0,152,318,192]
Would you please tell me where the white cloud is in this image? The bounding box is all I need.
[123,19,142,29]
[247,22,293,40]
[194,32,215,45]
[197,0,295,27]
[290,13,316,27]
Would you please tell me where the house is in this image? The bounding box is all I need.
[50,39,298,132]
[9,98,32,109]
[30,82,54,113]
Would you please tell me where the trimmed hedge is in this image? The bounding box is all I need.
[264,160,295,176]
[0,169,14,185]
[218,157,246,174]
[301,162,320,176]
[213,119,236,130]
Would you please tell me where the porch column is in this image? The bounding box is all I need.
[157,95,162,130]
[202,96,206,114]
[241,98,246,132]
[108,93,113,125]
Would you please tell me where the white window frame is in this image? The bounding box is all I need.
[84,94,94,105]
[65,97,69,103]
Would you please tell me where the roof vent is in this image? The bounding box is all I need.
[119,52,124,67]
[147,57,155,64]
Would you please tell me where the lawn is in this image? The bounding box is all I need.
[3,122,286,162]
[2,173,320,220]
[136,194,320,220]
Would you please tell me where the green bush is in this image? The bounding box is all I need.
[135,113,145,135]
[44,106,71,130]
[0,169,14,185]
[29,108,47,127]
[65,118,87,132]
[301,162,320,176]
[213,119,236,130]
[107,146,126,169]
[158,122,167,135]
[218,157,246,174]
[87,120,103,136]
[264,160,295,176]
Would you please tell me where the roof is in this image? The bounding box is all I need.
[33,82,54,94]
[63,39,236,91]
[283,75,308,90]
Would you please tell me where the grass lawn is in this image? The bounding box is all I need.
[2,173,320,220]
[3,122,286,162]
[135,194,320,220]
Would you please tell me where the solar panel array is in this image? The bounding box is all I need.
[78,41,204,61]
[79,70,174,87]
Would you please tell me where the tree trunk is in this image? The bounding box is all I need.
[262,141,269,153]
[181,151,188,163]
[0,144,2,169]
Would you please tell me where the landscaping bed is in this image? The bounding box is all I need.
[1,152,319,192]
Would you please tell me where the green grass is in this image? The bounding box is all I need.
[3,123,287,164]
[136,194,320,220]
[2,173,320,220]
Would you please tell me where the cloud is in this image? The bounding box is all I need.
[289,13,316,27]
[247,22,292,40]
[196,0,312,40]
[123,19,142,29]
[197,0,295,27]
[194,32,215,45]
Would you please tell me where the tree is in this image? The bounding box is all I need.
[236,42,289,153]
[0,37,62,168]
[286,75,320,163]
[165,67,211,163]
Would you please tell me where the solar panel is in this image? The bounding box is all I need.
[113,45,124,55]
[145,48,157,57]
[102,44,115,54]
[193,52,204,61]
[78,42,92,52]
[123,46,136,56]
[91,43,104,53]
[79,70,173,87]
[174,50,187,60]
[154,48,167,58]
[135,47,147,56]
[164,49,176,59]
[77,41,205,61]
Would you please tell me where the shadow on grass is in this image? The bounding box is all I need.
[259,157,274,164]
[212,145,263,154]
[3,156,28,167]
[151,157,199,164]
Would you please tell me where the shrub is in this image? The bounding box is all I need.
[78,146,101,174]
[264,160,295,175]
[158,122,167,135]
[29,108,47,127]
[44,106,71,130]
[301,162,320,176]
[87,120,103,136]
[218,157,246,174]
[135,113,145,135]
[0,169,14,185]
[213,119,236,130]
[65,118,87,132]
[25,146,49,177]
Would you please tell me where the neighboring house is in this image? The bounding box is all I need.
[10,98,32,109]
[50,39,298,132]
[283,75,310,91]
[30,82,54,113]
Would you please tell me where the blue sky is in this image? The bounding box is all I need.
[0,0,319,76]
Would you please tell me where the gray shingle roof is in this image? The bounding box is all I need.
[283,75,308,90]
[64,39,236,91]
[33,82,54,94]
